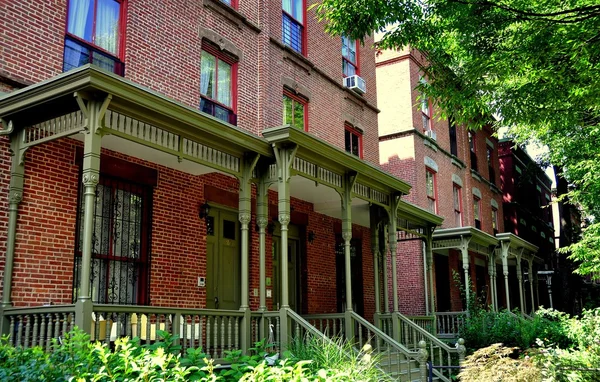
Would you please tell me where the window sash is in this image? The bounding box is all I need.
[67,0,121,55]
[453,185,462,226]
[283,94,306,130]
[492,208,498,230]
[473,197,481,220]
[282,13,303,53]
[200,49,236,124]
[282,0,303,23]
[345,128,361,157]
[426,170,436,213]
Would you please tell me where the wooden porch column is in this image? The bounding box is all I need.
[488,257,497,311]
[425,227,435,314]
[460,236,470,309]
[239,154,259,311]
[516,252,525,315]
[256,167,269,313]
[383,224,390,313]
[342,173,356,340]
[389,196,400,313]
[527,258,535,314]
[500,241,511,310]
[75,97,106,332]
[1,126,25,308]
[371,221,381,316]
[273,144,296,351]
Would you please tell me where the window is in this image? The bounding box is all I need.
[453,184,462,226]
[220,0,238,8]
[426,168,437,213]
[282,0,305,54]
[469,132,478,171]
[487,146,495,184]
[473,196,481,229]
[492,206,498,234]
[421,96,432,132]
[64,0,125,75]
[449,117,458,156]
[342,36,359,76]
[283,91,307,130]
[73,176,151,305]
[200,46,237,125]
[344,125,362,158]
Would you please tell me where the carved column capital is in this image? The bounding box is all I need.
[239,212,251,225]
[82,172,99,188]
[256,217,268,229]
[8,191,22,205]
[342,231,352,242]
[278,214,290,226]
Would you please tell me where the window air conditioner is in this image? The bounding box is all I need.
[343,75,366,94]
[425,129,437,141]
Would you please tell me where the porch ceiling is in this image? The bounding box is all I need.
[0,65,272,160]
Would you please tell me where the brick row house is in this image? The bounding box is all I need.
[0,1,451,375]
[376,47,552,330]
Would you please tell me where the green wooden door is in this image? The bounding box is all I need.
[206,208,240,310]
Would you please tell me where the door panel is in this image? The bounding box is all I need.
[206,209,240,310]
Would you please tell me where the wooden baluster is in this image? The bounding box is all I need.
[32,315,39,347]
[45,314,53,352]
[227,316,232,352]
[16,315,23,347]
[234,316,239,350]
[206,316,212,359]
[213,316,218,358]
[145,314,151,345]
[200,316,205,351]
[294,321,300,340]
[185,315,190,351]
[220,316,225,358]
[24,315,31,348]
[54,313,61,346]
[62,313,68,340]
[39,315,46,350]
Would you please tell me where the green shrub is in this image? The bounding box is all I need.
[458,343,541,382]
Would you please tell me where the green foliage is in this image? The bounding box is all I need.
[0,328,388,381]
[314,0,600,275]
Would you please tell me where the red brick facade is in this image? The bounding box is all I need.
[377,49,504,313]
[0,0,382,320]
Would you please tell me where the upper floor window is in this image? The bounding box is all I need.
[426,168,437,213]
[453,184,462,226]
[64,0,125,75]
[200,46,237,125]
[421,97,432,132]
[220,0,238,8]
[469,131,478,172]
[283,90,307,130]
[342,36,359,77]
[491,206,499,234]
[473,196,481,229]
[487,146,495,184]
[449,117,458,156]
[345,125,362,158]
[282,0,305,55]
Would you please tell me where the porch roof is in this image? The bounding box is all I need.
[496,232,540,261]
[432,226,498,256]
[0,65,273,159]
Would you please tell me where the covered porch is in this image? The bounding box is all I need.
[0,65,444,374]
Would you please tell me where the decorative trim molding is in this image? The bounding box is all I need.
[472,187,482,199]
[199,27,243,60]
[424,156,438,172]
[282,77,311,100]
[452,174,463,187]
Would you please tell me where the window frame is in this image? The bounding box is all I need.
[486,146,495,183]
[453,183,463,227]
[491,206,499,234]
[64,0,127,74]
[342,36,360,77]
[200,42,238,125]
[282,0,307,56]
[283,89,308,131]
[426,168,438,214]
[468,131,478,171]
[220,0,239,9]
[421,96,432,132]
[449,117,458,156]
[344,124,363,158]
[473,195,482,229]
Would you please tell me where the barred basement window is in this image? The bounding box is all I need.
[73,176,152,305]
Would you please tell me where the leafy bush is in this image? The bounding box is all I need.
[459,343,541,382]
[0,328,388,381]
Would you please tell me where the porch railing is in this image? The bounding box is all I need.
[303,313,345,338]
[394,312,465,382]
[2,305,76,351]
[434,311,466,339]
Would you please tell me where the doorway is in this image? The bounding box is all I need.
[272,225,301,311]
[206,208,240,310]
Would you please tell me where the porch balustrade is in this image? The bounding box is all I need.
[434,311,466,339]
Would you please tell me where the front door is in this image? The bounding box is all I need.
[272,225,301,311]
[206,208,240,310]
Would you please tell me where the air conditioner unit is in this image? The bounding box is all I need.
[343,75,366,94]
[425,129,437,141]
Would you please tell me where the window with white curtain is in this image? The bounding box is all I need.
[200,46,237,125]
[63,0,124,75]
